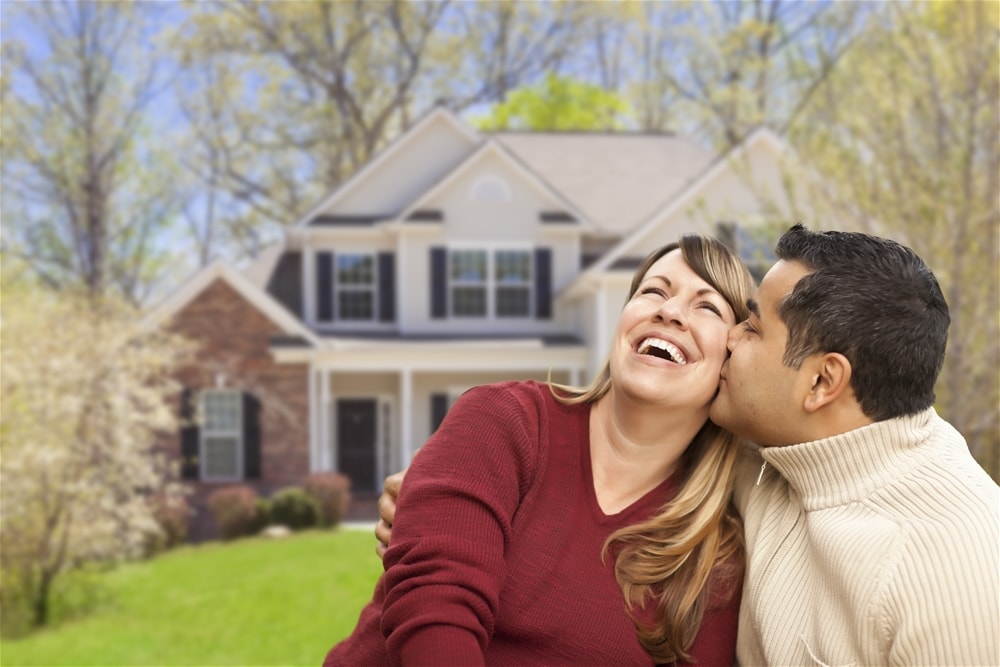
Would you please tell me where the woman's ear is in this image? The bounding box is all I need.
[803,352,853,413]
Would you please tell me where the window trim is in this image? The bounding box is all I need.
[199,389,244,483]
[446,244,534,320]
[334,252,377,322]
[494,249,533,318]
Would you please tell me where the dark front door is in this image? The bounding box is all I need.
[337,399,377,493]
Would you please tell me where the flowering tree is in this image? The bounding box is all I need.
[787,1,999,479]
[0,272,192,632]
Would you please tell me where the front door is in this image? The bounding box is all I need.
[336,398,377,494]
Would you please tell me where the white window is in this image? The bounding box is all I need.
[450,250,488,317]
[201,391,242,481]
[495,250,531,317]
[336,253,375,320]
[449,249,532,318]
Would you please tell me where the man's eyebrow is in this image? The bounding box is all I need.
[746,298,760,318]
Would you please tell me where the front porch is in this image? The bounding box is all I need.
[282,336,589,496]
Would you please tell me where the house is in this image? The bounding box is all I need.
[143,107,797,539]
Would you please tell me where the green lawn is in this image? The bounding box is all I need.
[0,528,383,666]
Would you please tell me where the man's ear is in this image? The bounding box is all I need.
[803,352,853,413]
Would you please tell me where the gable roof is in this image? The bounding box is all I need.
[396,136,594,228]
[291,106,480,228]
[562,127,793,296]
[141,259,322,348]
[494,131,714,235]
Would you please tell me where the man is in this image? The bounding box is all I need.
[709,224,998,665]
[375,225,999,665]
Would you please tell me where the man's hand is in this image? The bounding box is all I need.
[375,468,407,557]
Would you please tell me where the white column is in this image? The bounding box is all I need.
[400,368,413,465]
[303,246,315,326]
[595,284,609,379]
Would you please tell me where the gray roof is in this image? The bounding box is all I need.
[494,132,714,236]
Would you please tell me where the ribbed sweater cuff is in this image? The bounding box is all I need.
[398,627,485,666]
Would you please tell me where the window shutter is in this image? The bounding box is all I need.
[378,252,396,322]
[317,251,334,321]
[430,247,447,319]
[243,392,262,479]
[431,393,449,433]
[534,247,552,319]
[180,388,200,480]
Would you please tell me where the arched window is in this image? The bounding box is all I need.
[468,175,511,202]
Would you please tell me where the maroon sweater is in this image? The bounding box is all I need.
[325,381,741,666]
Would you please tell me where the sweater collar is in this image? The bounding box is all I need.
[758,407,940,510]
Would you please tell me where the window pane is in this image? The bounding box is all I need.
[735,226,779,282]
[497,286,530,317]
[337,254,374,285]
[453,286,486,316]
[204,436,239,478]
[495,251,530,283]
[338,291,373,320]
[451,251,486,282]
[204,392,240,431]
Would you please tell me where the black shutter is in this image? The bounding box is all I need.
[535,247,552,319]
[266,251,303,318]
[243,392,261,479]
[430,247,447,319]
[317,251,334,321]
[180,388,200,480]
[431,393,449,433]
[378,252,396,322]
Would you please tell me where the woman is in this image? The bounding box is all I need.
[325,234,755,666]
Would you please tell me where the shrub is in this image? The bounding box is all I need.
[145,492,191,554]
[268,487,318,531]
[249,497,272,535]
[207,485,261,540]
[303,472,352,528]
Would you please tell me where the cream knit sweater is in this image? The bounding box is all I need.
[733,408,999,666]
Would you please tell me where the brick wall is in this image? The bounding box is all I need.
[166,278,310,540]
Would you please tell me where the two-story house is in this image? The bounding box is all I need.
[144,107,795,538]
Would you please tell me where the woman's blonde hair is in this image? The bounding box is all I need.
[550,234,755,663]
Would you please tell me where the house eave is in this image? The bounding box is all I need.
[272,335,588,369]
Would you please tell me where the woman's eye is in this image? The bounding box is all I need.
[640,287,666,298]
[699,302,722,317]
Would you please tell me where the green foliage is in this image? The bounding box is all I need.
[303,472,352,529]
[250,497,273,535]
[787,0,999,479]
[0,530,383,665]
[474,73,631,131]
[268,487,319,532]
[1,564,115,640]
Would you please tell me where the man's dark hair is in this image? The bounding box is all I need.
[775,224,950,421]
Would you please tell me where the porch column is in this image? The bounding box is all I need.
[400,367,414,465]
